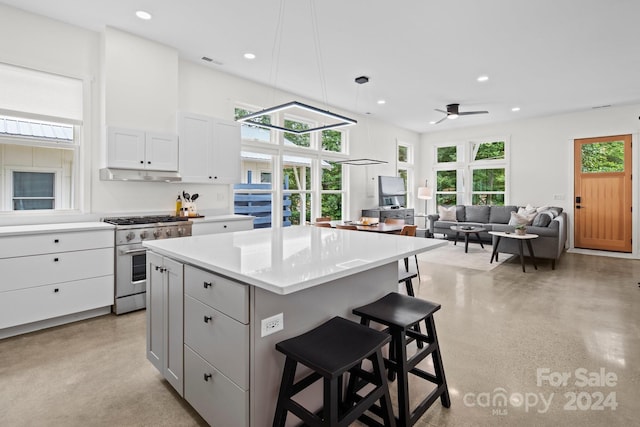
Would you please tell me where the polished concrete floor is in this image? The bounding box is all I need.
[1,251,639,426]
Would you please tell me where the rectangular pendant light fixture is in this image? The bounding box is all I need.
[236,101,357,134]
[331,158,388,166]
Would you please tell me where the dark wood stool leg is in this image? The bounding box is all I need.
[393,326,411,426]
[273,358,297,427]
[324,376,339,426]
[372,349,397,427]
[425,316,450,408]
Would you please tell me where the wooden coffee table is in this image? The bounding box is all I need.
[450,225,486,253]
[489,231,539,272]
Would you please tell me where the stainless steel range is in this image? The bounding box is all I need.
[103,215,192,314]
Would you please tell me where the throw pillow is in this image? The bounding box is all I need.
[508,211,536,226]
[520,204,538,215]
[438,205,457,221]
[532,211,553,227]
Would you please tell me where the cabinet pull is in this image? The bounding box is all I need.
[155,266,160,271]
[203,281,212,288]
[54,239,59,243]
[147,161,151,164]
[204,373,212,382]
[54,288,59,293]
[204,315,213,323]
[54,257,59,262]
[223,225,227,228]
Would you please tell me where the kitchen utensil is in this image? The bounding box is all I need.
[191,193,199,202]
[183,191,190,202]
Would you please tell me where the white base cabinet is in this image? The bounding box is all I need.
[0,223,114,337]
[146,252,184,396]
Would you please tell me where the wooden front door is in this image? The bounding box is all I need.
[574,134,632,252]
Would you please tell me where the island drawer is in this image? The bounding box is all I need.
[184,266,248,323]
[191,219,253,236]
[0,229,113,259]
[184,295,249,389]
[0,247,114,293]
[0,275,114,329]
[184,345,248,427]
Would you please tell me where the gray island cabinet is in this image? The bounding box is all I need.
[143,226,445,426]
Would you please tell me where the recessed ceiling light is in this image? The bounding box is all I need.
[243,53,256,60]
[477,75,489,82]
[135,10,152,20]
[511,107,521,112]
[377,99,386,105]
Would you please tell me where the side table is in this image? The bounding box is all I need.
[489,231,539,273]
[450,225,486,253]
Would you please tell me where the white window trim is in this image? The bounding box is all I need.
[397,140,414,207]
[433,137,510,205]
[5,166,62,211]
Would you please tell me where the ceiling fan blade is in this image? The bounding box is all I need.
[434,115,448,124]
[434,109,448,114]
[458,111,489,116]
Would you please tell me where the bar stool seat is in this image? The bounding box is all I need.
[273,316,396,427]
[352,293,450,426]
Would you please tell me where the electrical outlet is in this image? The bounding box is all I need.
[261,313,284,337]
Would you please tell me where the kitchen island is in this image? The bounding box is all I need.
[143,225,446,426]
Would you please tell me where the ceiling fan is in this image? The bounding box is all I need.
[433,103,488,124]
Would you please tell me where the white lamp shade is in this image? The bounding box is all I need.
[417,186,433,200]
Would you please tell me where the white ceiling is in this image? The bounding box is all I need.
[3,0,640,133]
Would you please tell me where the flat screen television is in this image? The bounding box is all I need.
[378,175,406,208]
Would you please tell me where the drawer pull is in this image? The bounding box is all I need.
[54,258,59,262]
[203,281,212,289]
[204,373,212,381]
[204,315,213,323]
[223,225,227,228]
[54,288,59,293]
[54,239,59,243]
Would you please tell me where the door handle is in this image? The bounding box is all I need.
[576,205,582,209]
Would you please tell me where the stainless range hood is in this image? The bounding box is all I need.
[99,168,182,182]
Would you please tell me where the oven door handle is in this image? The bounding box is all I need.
[119,248,147,256]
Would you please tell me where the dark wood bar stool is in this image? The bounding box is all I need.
[351,293,450,426]
[273,316,396,427]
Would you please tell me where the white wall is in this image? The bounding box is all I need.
[0,4,419,225]
[420,104,640,250]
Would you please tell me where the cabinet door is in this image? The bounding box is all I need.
[146,133,178,171]
[209,119,240,183]
[178,113,212,182]
[164,256,184,396]
[146,252,164,373]
[107,127,146,169]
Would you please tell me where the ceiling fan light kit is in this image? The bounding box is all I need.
[433,103,488,124]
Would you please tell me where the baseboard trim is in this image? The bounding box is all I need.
[0,306,111,340]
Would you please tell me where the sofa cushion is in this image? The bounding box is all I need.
[489,205,517,224]
[508,211,536,226]
[532,211,553,227]
[465,205,490,223]
[438,205,457,221]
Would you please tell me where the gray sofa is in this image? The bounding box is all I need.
[427,205,568,269]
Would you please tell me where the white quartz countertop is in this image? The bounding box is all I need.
[188,214,254,223]
[0,221,114,236]
[143,226,446,295]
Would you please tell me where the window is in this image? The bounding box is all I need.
[0,63,82,212]
[234,104,349,227]
[396,141,414,206]
[11,171,57,210]
[433,138,508,206]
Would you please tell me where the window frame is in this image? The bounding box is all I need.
[397,140,415,207]
[5,166,63,211]
[432,137,509,206]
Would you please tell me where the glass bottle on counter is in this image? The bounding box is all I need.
[175,194,182,216]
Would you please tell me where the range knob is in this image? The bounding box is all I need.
[126,232,135,241]
[165,228,172,237]
[140,231,148,240]
[153,230,161,238]
[177,228,184,236]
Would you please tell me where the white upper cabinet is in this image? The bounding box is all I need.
[107,127,178,172]
[178,112,241,184]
